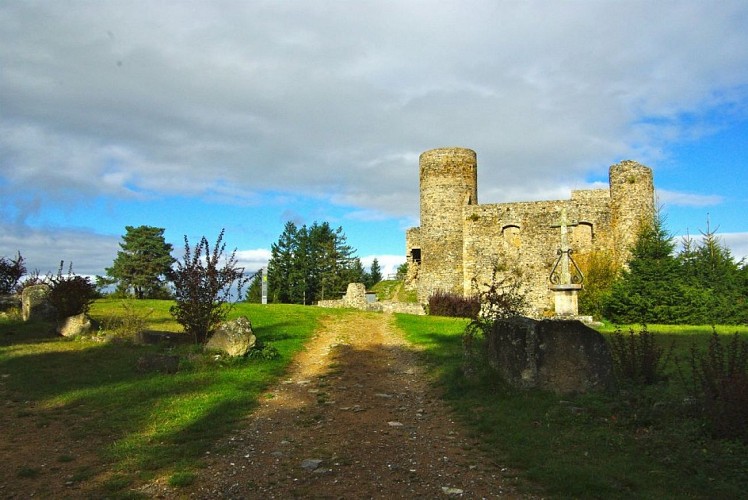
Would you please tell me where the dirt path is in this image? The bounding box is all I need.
[150,311,527,498]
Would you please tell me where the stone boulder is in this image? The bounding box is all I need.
[205,316,256,357]
[21,284,56,322]
[484,317,615,394]
[57,313,98,337]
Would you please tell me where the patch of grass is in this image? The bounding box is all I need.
[168,470,196,487]
[0,300,334,493]
[395,314,748,498]
[17,466,41,478]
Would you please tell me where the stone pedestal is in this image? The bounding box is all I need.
[551,284,582,316]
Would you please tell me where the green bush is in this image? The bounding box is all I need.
[0,252,25,294]
[47,262,97,320]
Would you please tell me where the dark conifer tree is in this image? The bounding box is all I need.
[106,226,175,298]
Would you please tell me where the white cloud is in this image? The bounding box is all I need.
[2,1,747,219]
[235,249,271,274]
[658,189,724,207]
[0,224,119,277]
[720,233,748,262]
[360,254,406,279]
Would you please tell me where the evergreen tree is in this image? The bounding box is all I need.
[369,258,383,286]
[266,220,358,304]
[245,270,263,303]
[680,221,747,323]
[105,226,175,299]
[347,257,368,287]
[267,221,298,303]
[604,214,682,323]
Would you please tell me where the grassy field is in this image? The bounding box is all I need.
[395,314,748,498]
[0,300,336,493]
[2,299,746,497]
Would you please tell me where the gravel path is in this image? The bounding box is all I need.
[149,311,530,499]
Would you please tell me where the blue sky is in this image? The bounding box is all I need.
[1,1,747,280]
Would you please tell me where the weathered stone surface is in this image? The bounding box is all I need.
[406,148,655,317]
[342,283,367,308]
[485,317,615,394]
[57,313,98,337]
[136,353,180,374]
[205,316,256,357]
[0,294,21,312]
[21,284,56,322]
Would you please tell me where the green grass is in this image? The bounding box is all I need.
[395,314,748,498]
[0,300,337,493]
[371,279,418,302]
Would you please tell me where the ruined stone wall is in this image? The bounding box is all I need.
[408,149,655,316]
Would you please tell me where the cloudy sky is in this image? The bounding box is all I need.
[2,1,747,279]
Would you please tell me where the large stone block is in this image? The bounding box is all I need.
[205,316,256,357]
[485,317,615,394]
[57,313,98,337]
[21,284,56,322]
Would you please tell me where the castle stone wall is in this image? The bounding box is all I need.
[408,149,655,316]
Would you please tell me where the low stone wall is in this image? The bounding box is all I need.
[317,283,425,315]
[318,299,425,316]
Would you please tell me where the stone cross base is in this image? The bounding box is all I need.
[551,284,582,316]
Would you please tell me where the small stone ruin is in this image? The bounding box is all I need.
[318,282,425,315]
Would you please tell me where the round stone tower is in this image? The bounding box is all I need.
[609,160,655,267]
[418,147,478,302]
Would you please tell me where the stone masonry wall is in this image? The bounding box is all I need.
[417,148,477,301]
[408,150,655,316]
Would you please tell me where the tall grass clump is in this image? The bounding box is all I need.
[609,326,673,385]
[683,331,748,443]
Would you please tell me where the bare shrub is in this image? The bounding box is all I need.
[427,290,480,318]
[609,326,673,385]
[0,252,26,294]
[463,263,529,378]
[47,262,97,320]
[170,230,248,344]
[683,331,748,443]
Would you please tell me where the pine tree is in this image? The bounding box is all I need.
[604,214,682,323]
[369,258,383,285]
[267,220,359,304]
[106,226,175,299]
[680,220,747,323]
[267,221,298,303]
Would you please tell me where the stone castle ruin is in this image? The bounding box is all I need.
[405,147,655,317]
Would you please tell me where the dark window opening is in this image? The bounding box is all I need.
[410,248,421,264]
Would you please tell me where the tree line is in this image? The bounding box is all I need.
[96,223,382,305]
[585,215,748,324]
[265,221,381,304]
